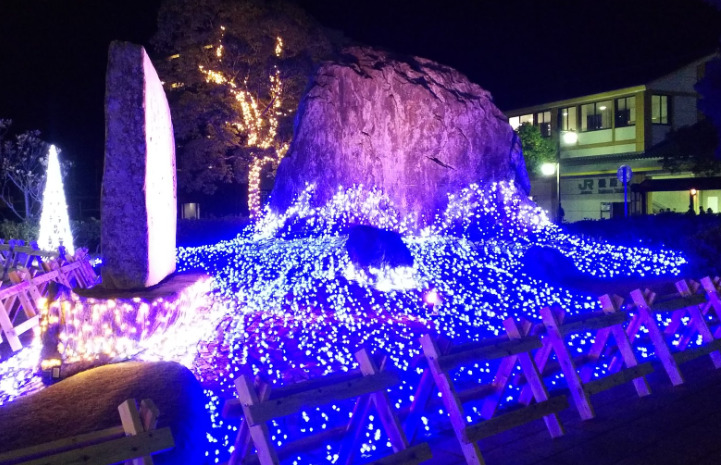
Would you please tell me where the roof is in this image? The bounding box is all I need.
[504,51,718,114]
[632,176,721,192]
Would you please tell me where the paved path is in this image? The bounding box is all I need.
[423,355,721,465]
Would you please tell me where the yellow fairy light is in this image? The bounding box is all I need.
[38,277,214,367]
[196,26,289,215]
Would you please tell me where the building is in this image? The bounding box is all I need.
[505,53,721,222]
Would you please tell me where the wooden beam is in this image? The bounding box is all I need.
[366,443,433,465]
[559,311,627,337]
[235,375,280,465]
[582,363,653,396]
[16,428,173,465]
[438,336,542,371]
[245,371,399,426]
[0,426,125,463]
[462,396,569,442]
[649,294,707,312]
[673,337,721,365]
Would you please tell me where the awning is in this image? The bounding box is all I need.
[632,176,721,193]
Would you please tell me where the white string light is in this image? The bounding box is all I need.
[37,145,75,255]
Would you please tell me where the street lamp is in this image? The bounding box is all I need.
[555,129,577,223]
[540,162,557,177]
[562,131,578,145]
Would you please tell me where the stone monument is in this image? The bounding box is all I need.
[270,46,530,224]
[41,42,210,381]
[101,41,177,290]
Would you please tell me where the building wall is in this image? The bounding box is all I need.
[506,54,716,222]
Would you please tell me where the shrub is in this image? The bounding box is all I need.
[0,219,101,253]
[177,217,250,247]
[564,214,721,276]
[0,220,38,243]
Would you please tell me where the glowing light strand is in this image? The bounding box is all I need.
[0,181,689,464]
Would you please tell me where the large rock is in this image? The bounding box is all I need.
[0,362,209,465]
[270,46,529,223]
[102,41,177,290]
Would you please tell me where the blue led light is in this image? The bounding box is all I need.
[0,181,687,463]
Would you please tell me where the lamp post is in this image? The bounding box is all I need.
[690,188,698,214]
[555,130,577,223]
[540,162,559,221]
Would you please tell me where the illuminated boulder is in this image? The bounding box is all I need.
[102,41,177,290]
[270,46,529,224]
[0,361,208,465]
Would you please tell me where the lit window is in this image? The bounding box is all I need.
[520,114,534,126]
[560,107,577,131]
[615,96,636,127]
[536,111,552,137]
[509,116,520,130]
[581,100,612,131]
[652,95,669,125]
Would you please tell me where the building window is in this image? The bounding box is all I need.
[560,106,577,131]
[508,113,533,130]
[581,100,612,131]
[615,96,636,127]
[536,111,552,137]
[652,94,670,124]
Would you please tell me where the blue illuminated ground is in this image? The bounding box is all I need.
[0,182,688,464]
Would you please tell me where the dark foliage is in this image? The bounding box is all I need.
[565,214,721,277]
[151,0,343,196]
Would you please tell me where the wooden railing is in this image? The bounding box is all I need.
[0,240,59,282]
[219,275,721,465]
[0,398,173,465]
[0,247,97,353]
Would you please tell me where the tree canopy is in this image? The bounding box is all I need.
[0,119,52,221]
[151,0,342,212]
[515,123,556,175]
[659,119,721,176]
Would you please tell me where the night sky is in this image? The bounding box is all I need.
[1,0,720,207]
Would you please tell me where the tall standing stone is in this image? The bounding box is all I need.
[101,41,176,290]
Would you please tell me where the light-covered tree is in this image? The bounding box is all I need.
[37,145,75,255]
[151,0,341,215]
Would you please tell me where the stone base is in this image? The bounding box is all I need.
[41,272,212,381]
[74,271,206,300]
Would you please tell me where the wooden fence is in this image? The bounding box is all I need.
[0,398,173,465]
[0,240,60,282]
[221,275,721,465]
[0,245,97,353]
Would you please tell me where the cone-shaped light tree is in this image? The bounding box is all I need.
[37,145,74,255]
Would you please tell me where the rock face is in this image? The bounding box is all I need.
[270,46,529,223]
[102,41,177,290]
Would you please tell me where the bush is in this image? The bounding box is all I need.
[177,217,250,247]
[564,214,721,276]
[0,220,38,243]
[0,218,101,253]
[72,218,101,253]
